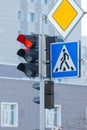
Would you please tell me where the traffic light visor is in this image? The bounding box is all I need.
[17,34,33,48]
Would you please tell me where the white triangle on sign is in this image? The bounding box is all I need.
[53,45,76,72]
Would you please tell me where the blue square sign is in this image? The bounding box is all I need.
[51,41,80,78]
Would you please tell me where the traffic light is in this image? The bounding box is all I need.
[45,36,64,78]
[33,82,40,104]
[44,80,54,109]
[17,34,39,77]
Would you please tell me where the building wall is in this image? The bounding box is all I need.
[0,0,20,64]
[19,0,81,41]
[0,0,81,64]
[55,83,87,130]
[0,78,40,130]
[0,78,87,130]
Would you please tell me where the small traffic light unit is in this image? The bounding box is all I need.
[32,80,54,109]
[44,80,54,109]
[33,82,40,104]
[17,34,39,77]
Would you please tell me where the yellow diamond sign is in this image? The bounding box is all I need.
[48,0,84,39]
[52,0,78,31]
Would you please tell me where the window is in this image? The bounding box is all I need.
[41,0,49,4]
[82,47,87,58]
[18,30,22,35]
[27,12,37,23]
[18,11,23,21]
[86,107,87,128]
[31,0,35,2]
[45,105,61,128]
[1,102,18,127]
[44,18,48,24]
[27,0,36,3]
[44,0,48,4]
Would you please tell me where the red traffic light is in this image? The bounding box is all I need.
[17,34,33,48]
[17,34,39,77]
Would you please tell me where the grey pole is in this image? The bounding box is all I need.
[38,2,46,130]
[39,16,46,130]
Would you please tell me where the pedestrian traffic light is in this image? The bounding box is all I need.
[45,36,64,78]
[44,80,54,109]
[17,34,39,77]
[33,82,40,104]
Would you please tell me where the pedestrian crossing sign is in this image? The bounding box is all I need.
[51,41,80,78]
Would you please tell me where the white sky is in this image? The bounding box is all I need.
[81,0,87,36]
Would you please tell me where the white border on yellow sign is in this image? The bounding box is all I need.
[48,0,84,39]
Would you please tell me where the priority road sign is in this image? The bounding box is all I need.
[48,0,84,39]
[51,41,80,78]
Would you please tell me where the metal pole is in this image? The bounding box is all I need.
[38,2,46,130]
[39,19,46,130]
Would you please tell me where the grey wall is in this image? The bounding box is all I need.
[55,83,87,130]
[0,64,26,78]
[0,0,20,64]
[0,78,87,130]
[0,78,40,130]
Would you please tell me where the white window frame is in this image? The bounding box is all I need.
[45,105,61,128]
[86,107,87,128]
[1,102,18,127]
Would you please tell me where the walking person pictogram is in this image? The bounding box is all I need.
[60,49,70,70]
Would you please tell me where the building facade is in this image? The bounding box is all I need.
[0,78,87,130]
[0,0,82,64]
[0,0,20,64]
[0,1,87,130]
[1,0,87,84]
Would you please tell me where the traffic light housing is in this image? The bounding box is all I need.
[44,80,54,109]
[45,36,64,78]
[17,34,39,77]
[33,82,40,104]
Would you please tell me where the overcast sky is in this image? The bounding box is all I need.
[81,0,87,36]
